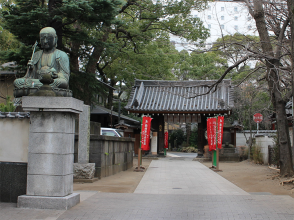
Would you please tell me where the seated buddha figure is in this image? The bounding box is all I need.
[14,27,70,97]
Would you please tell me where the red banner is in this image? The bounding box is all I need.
[207,118,211,149]
[207,118,216,151]
[164,131,168,148]
[141,116,152,151]
[217,116,224,149]
[146,117,152,149]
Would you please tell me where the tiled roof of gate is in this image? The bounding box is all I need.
[125,79,234,113]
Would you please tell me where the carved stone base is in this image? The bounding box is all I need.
[14,87,72,98]
[73,163,95,179]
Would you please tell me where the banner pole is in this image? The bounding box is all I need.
[216,148,219,170]
[140,115,144,167]
[213,116,217,168]
[216,115,222,172]
[134,115,144,172]
[140,148,143,166]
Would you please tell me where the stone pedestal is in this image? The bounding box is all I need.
[151,132,158,155]
[74,105,97,182]
[18,97,83,210]
[78,105,90,164]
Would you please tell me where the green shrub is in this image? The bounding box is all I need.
[0,96,15,112]
[189,127,198,147]
[180,147,198,153]
[236,146,248,161]
[170,129,186,148]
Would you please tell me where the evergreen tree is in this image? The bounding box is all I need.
[1,0,209,105]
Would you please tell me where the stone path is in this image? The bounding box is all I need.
[134,159,248,195]
[1,154,294,220]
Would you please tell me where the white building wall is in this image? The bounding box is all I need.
[236,132,249,147]
[255,135,275,165]
[172,0,257,51]
[196,1,257,45]
[0,118,29,163]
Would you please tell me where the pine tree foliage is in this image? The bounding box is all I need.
[1,0,209,105]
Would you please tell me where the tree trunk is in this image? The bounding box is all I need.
[249,104,252,160]
[69,40,80,74]
[107,88,114,109]
[83,29,110,106]
[106,79,116,109]
[252,0,293,176]
[287,0,294,167]
[48,0,63,49]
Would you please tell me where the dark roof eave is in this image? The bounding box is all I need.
[114,123,139,129]
[91,112,140,124]
[125,109,232,114]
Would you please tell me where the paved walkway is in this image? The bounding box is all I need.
[1,153,294,220]
[134,157,248,195]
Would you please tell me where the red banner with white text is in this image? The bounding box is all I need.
[207,118,216,151]
[217,116,224,149]
[164,131,168,148]
[207,118,211,149]
[141,116,152,151]
[146,117,152,149]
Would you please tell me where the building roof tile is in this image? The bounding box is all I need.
[125,79,234,114]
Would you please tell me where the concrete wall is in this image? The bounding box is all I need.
[236,132,276,164]
[0,117,133,177]
[74,135,134,179]
[0,117,29,203]
[236,133,248,147]
[236,131,277,147]
[255,135,275,164]
[0,118,30,163]
[0,118,133,202]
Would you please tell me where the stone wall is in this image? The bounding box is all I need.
[75,135,134,178]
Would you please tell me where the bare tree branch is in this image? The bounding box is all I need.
[235,66,265,87]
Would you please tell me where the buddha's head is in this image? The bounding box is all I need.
[40,27,57,51]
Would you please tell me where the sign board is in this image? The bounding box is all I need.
[253,113,263,123]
